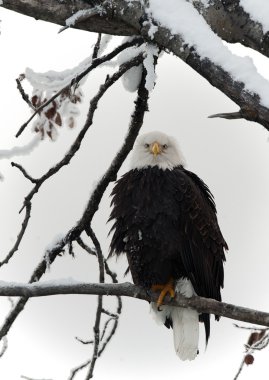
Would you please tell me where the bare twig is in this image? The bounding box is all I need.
[234,357,246,380]
[16,38,144,138]
[21,376,53,380]
[11,162,37,184]
[0,337,8,358]
[16,77,35,111]
[208,111,243,120]
[76,237,96,256]
[68,359,91,380]
[92,33,102,60]
[85,227,104,380]
[234,324,269,331]
[75,337,93,345]
[58,8,101,34]
[98,318,118,356]
[0,202,32,267]
[101,308,118,318]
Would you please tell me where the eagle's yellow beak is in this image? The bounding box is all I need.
[151,142,161,157]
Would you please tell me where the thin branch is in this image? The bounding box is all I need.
[234,357,246,380]
[98,319,118,356]
[101,308,118,318]
[0,337,8,358]
[16,77,35,111]
[58,7,101,34]
[0,202,32,267]
[208,111,243,120]
[21,376,53,380]
[68,359,91,380]
[92,33,102,60]
[85,227,104,380]
[16,38,143,138]
[234,324,269,331]
[0,282,269,327]
[75,337,93,345]
[76,238,96,255]
[100,317,115,341]
[11,162,37,184]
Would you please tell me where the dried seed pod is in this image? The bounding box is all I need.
[244,354,254,365]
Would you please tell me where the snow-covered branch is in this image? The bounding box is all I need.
[3,0,269,130]
[0,280,269,327]
[191,0,269,58]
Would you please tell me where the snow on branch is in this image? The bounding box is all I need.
[110,0,269,130]
[16,37,143,138]
[190,0,269,58]
[59,7,103,33]
[240,0,269,33]
[0,280,269,327]
[3,1,269,129]
[147,0,269,104]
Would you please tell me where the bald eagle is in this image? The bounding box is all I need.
[109,131,227,360]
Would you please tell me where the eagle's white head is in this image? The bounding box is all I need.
[130,131,186,170]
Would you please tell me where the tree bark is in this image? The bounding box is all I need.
[1,281,269,327]
[1,0,136,35]
[2,0,269,56]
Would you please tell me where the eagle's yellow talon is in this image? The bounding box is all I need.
[151,278,175,307]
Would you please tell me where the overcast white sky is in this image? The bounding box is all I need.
[0,5,269,380]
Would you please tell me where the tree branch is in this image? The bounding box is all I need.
[191,0,269,59]
[3,1,269,130]
[0,0,136,36]
[0,281,269,327]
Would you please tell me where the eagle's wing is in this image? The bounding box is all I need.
[173,168,227,302]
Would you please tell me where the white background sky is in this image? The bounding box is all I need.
[0,5,269,380]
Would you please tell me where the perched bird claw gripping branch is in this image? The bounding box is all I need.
[109,131,228,361]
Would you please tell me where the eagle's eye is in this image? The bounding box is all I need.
[144,143,150,148]
[162,144,168,149]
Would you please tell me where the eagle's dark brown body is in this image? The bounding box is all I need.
[109,165,227,341]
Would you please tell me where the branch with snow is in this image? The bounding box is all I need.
[16,37,144,138]
[4,0,269,130]
[190,0,269,59]
[59,6,103,33]
[116,0,269,130]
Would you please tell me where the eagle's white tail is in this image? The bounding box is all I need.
[150,278,199,361]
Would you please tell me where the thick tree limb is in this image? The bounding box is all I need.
[191,0,269,59]
[0,0,136,36]
[0,281,269,327]
[2,1,269,130]
[112,0,269,131]
[3,0,269,59]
